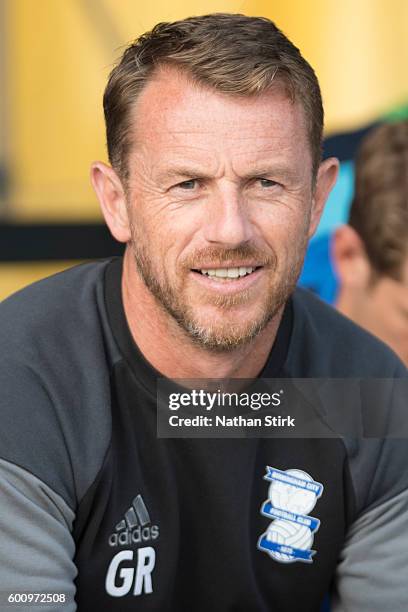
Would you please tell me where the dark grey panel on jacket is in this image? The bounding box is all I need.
[0,260,119,510]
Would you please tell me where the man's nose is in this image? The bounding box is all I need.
[203,186,253,247]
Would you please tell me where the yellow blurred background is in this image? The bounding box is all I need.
[1,0,407,298]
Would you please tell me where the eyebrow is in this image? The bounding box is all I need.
[246,165,300,182]
[156,166,212,182]
[155,164,300,183]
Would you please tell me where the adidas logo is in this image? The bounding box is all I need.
[109,495,160,547]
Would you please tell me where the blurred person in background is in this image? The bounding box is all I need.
[333,120,408,365]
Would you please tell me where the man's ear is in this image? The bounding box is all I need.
[90,162,131,243]
[309,157,339,238]
[331,224,372,288]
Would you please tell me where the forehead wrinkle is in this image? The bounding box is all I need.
[131,127,308,185]
[131,100,309,169]
[135,109,302,158]
[142,123,297,141]
[146,137,305,181]
[143,134,295,159]
[134,91,304,142]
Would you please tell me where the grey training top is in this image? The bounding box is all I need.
[0,257,407,611]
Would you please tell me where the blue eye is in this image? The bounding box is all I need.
[259,178,277,188]
[177,179,197,190]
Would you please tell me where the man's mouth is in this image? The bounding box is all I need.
[191,266,263,281]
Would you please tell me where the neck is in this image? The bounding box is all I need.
[121,249,284,379]
[335,287,360,322]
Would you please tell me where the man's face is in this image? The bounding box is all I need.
[124,67,318,351]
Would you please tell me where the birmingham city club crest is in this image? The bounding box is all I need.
[257,466,324,564]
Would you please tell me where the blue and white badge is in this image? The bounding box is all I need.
[257,466,323,564]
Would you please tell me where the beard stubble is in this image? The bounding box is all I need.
[129,224,307,352]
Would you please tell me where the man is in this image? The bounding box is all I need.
[0,13,407,612]
[333,120,408,366]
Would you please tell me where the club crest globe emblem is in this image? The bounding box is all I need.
[258,467,324,564]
